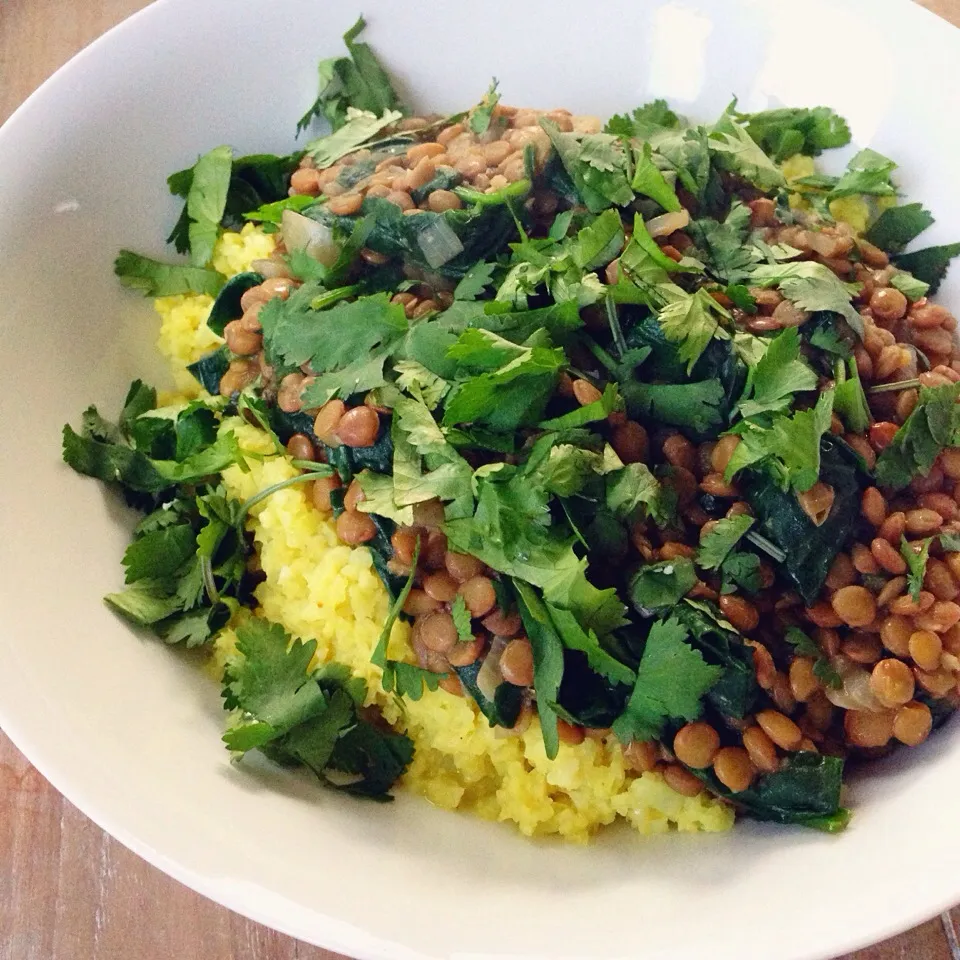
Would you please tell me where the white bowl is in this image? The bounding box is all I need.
[3,1,960,957]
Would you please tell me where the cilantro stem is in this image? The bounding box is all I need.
[866,378,920,395]
[584,337,620,374]
[200,555,220,604]
[371,537,421,669]
[310,284,360,311]
[236,471,328,527]
[745,530,786,563]
[605,292,627,358]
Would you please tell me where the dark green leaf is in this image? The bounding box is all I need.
[863,203,935,254]
[892,242,960,295]
[628,558,697,611]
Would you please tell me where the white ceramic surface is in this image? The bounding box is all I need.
[3,1,960,957]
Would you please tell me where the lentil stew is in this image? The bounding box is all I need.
[63,19,960,834]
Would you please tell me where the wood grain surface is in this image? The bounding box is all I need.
[2,1,960,958]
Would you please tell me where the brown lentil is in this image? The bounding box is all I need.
[712,747,756,793]
[756,710,803,751]
[335,510,376,545]
[870,658,916,707]
[499,638,535,687]
[893,701,933,746]
[311,474,342,514]
[662,764,704,797]
[742,725,780,773]
[845,709,894,748]
[313,399,346,444]
[285,433,315,462]
[672,722,721,768]
[458,575,497,617]
[831,585,877,628]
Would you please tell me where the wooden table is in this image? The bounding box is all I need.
[3,1,960,957]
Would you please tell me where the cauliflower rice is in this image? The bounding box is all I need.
[155,226,733,841]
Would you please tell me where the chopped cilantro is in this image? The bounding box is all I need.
[697,515,755,571]
[901,536,932,602]
[726,390,835,492]
[612,616,721,743]
[874,383,960,490]
[748,260,863,336]
[628,558,698,611]
[708,110,786,192]
[631,142,681,212]
[828,148,897,200]
[605,99,680,140]
[655,287,731,373]
[540,119,634,212]
[889,270,930,301]
[469,79,501,135]
[296,15,404,135]
[736,327,817,419]
[736,106,851,161]
[451,594,473,641]
[114,251,225,298]
[224,617,411,798]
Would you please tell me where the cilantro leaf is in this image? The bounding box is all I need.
[224,618,411,798]
[468,79,500,135]
[828,148,896,200]
[748,260,863,336]
[901,536,932,602]
[863,202,935,254]
[655,287,731,373]
[612,617,721,743]
[892,242,960,296]
[736,106,851,161]
[545,603,635,687]
[622,378,727,434]
[183,145,233,266]
[605,462,662,522]
[719,551,763,594]
[445,470,627,635]
[726,390,835,492]
[539,383,620,430]
[628,558,698,611]
[889,270,930,302]
[296,15,403,135]
[393,359,449,410]
[223,619,325,744]
[941,533,960,552]
[305,108,405,167]
[540,120,634,212]
[697,515,755,571]
[451,594,473,642]
[442,329,565,432]
[605,99,680,140]
[121,524,196,583]
[686,202,757,284]
[631,142,681,212]
[737,327,817,418]
[103,579,182,625]
[708,111,786,192]
[114,250,225,298]
[454,260,498,301]
[874,383,960,490]
[243,194,318,229]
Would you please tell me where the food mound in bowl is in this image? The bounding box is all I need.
[63,18,960,841]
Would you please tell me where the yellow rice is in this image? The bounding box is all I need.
[156,227,734,842]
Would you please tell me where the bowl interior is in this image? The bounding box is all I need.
[3,1,960,958]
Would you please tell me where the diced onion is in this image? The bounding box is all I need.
[250,257,293,279]
[476,636,507,702]
[280,210,339,266]
[645,208,690,239]
[416,218,464,269]
[824,657,884,712]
